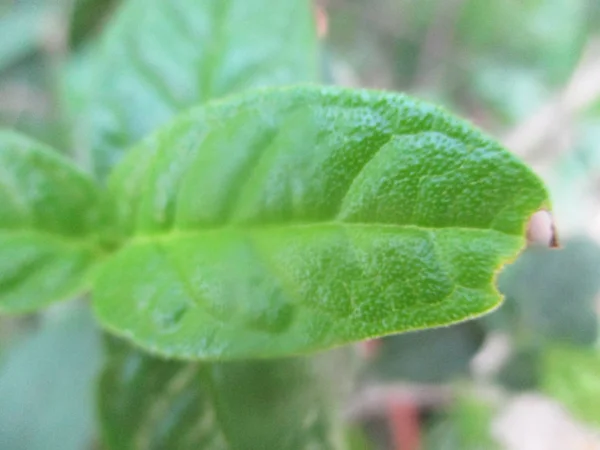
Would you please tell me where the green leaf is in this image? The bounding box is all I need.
[0,131,105,312]
[542,345,600,428]
[0,305,102,450]
[94,86,550,360]
[99,338,344,450]
[66,0,317,180]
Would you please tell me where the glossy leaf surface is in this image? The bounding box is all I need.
[95,86,550,360]
[99,338,343,450]
[67,0,317,179]
[0,131,104,312]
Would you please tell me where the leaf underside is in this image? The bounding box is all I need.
[94,86,550,360]
[0,131,103,312]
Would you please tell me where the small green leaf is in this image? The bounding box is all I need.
[542,345,600,428]
[66,0,317,180]
[94,86,550,360]
[99,338,344,450]
[0,131,105,312]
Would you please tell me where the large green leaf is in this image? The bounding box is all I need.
[99,338,344,450]
[94,86,550,360]
[0,131,105,312]
[0,305,102,450]
[66,0,317,180]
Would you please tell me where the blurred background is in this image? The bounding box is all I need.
[1,0,599,449]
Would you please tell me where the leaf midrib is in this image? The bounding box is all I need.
[128,221,519,245]
[0,229,106,255]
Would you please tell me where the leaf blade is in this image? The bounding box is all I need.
[95,86,550,359]
[0,131,104,312]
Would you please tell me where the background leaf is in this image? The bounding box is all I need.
[0,305,102,450]
[0,131,106,312]
[64,0,318,180]
[94,86,550,360]
[99,338,345,450]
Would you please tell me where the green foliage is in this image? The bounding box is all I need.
[92,85,549,359]
[99,338,344,450]
[0,305,102,450]
[65,0,318,180]
[0,131,106,312]
[0,0,571,447]
[542,345,600,428]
